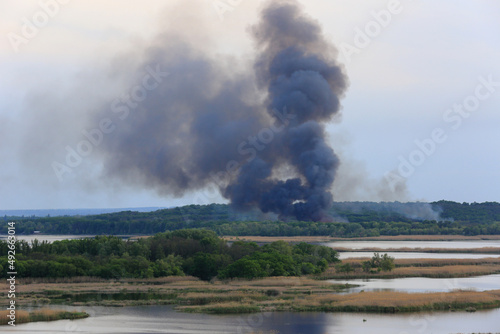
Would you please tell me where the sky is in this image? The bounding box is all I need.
[0,0,499,210]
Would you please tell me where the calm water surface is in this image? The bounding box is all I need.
[2,238,499,333]
[3,305,500,334]
[338,251,500,259]
[324,240,500,259]
[324,240,500,250]
[330,274,500,293]
[0,235,132,243]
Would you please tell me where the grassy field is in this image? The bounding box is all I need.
[0,309,89,326]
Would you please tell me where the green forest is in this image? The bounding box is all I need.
[1,201,500,237]
[0,229,339,280]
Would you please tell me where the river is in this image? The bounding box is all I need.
[321,240,500,260]
[2,238,499,333]
[337,251,500,260]
[330,274,500,293]
[324,239,500,249]
[4,305,500,334]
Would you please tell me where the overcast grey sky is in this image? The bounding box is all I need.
[1,0,499,210]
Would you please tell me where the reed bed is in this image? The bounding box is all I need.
[178,292,266,305]
[335,247,500,254]
[332,235,500,241]
[292,289,500,313]
[179,301,261,314]
[18,275,199,286]
[0,309,89,325]
[0,275,345,309]
[2,275,500,315]
[19,276,108,284]
[224,235,500,243]
[392,265,500,277]
[319,264,500,279]
[317,257,500,279]
[3,268,500,315]
[394,257,500,267]
[177,290,500,314]
[227,276,330,288]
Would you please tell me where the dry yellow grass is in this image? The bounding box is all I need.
[392,265,500,276]
[334,246,500,254]
[394,257,500,266]
[0,309,88,325]
[20,275,200,286]
[2,276,499,315]
[0,310,29,325]
[312,289,500,308]
[228,276,329,287]
[179,289,500,314]
[0,275,342,307]
[317,256,500,279]
[223,236,335,243]
[19,276,108,284]
[320,264,500,278]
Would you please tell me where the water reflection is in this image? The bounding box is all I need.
[338,251,500,260]
[323,240,500,250]
[6,305,500,334]
[330,274,500,293]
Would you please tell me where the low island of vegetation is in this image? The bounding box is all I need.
[0,309,88,326]
[0,229,339,280]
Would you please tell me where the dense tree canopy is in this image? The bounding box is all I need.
[0,229,339,280]
[1,201,499,237]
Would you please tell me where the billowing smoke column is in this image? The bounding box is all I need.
[98,0,348,221]
[226,2,348,221]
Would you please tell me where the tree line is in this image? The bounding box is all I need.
[1,201,499,237]
[0,229,339,280]
[2,218,499,237]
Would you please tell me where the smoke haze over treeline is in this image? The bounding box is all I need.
[6,0,496,216]
[41,0,353,221]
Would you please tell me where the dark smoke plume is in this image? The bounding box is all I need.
[95,0,348,221]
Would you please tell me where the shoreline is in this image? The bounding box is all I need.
[0,309,89,326]
[223,235,500,243]
[317,257,500,280]
[2,272,500,315]
[334,246,500,254]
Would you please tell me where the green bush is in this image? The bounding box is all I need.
[362,253,395,273]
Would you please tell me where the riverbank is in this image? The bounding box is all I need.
[0,309,89,326]
[317,257,500,279]
[179,289,500,314]
[223,235,500,243]
[1,276,348,310]
[334,247,500,254]
[2,273,500,315]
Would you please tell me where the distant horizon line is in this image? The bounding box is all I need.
[1,200,499,214]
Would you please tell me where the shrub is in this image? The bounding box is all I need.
[335,263,354,273]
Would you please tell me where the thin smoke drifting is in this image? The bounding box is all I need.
[96,0,348,221]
